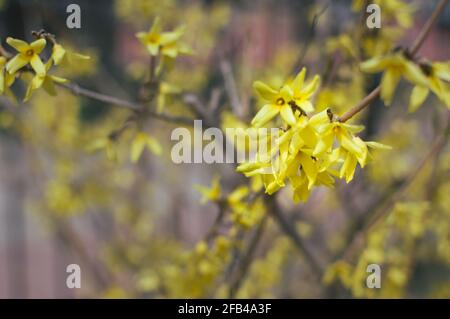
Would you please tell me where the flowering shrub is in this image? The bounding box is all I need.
[0,0,449,298]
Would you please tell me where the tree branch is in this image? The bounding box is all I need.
[58,82,194,125]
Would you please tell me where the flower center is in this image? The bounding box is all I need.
[25,49,34,57]
[276,97,285,106]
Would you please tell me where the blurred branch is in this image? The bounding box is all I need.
[220,60,242,118]
[52,218,113,291]
[58,82,194,125]
[228,215,268,298]
[292,0,331,72]
[265,195,324,279]
[338,0,448,123]
[339,114,449,263]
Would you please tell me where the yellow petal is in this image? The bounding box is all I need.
[145,136,162,155]
[338,131,362,156]
[253,81,278,101]
[380,69,401,106]
[302,75,320,96]
[313,133,333,156]
[146,43,160,56]
[280,105,297,126]
[30,55,46,76]
[292,68,306,91]
[23,75,45,101]
[297,100,314,113]
[340,152,357,183]
[403,61,428,87]
[309,109,330,126]
[42,78,57,96]
[299,153,318,189]
[49,75,68,84]
[251,104,279,128]
[160,26,185,45]
[0,71,5,94]
[6,37,29,53]
[130,133,147,163]
[6,54,29,74]
[409,85,429,112]
[52,44,66,65]
[30,39,46,54]
[365,141,392,150]
[149,16,162,35]
[360,56,389,73]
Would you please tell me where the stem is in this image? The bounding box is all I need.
[228,215,267,298]
[410,0,449,55]
[265,195,324,279]
[340,124,448,262]
[339,0,448,123]
[58,82,194,125]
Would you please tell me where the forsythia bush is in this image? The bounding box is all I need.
[0,0,449,298]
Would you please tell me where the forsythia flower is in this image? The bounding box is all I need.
[0,56,16,97]
[251,68,319,127]
[24,60,68,101]
[238,104,390,202]
[360,51,428,105]
[194,176,221,204]
[227,186,264,228]
[130,132,162,163]
[5,37,47,76]
[136,16,191,59]
[157,82,181,113]
[88,137,119,162]
[409,61,450,111]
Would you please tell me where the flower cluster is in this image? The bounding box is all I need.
[361,51,450,111]
[237,68,390,202]
[136,16,191,69]
[0,34,89,102]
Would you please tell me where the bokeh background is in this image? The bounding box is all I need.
[0,0,449,298]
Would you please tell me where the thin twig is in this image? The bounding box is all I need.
[265,195,324,279]
[58,82,194,125]
[410,0,449,55]
[292,0,331,72]
[220,60,242,118]
[228,215,268,298]
[340,125,448,262]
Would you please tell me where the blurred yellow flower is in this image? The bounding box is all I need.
[136,16,191,59]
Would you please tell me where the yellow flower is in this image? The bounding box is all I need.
[55,45,91,67]
[409,61,450,112]
[251,68,319,128]
[136,17,191,58]
[51,43,67,65]
[360,52,428,105]
[24,60,68,101]
[88,137,118,162]
[130,132,162,163]
[0,56,16,96]
[157,82,181,113]
[194,176,221,204]
[5,37,47,76]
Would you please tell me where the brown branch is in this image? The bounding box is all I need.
[410,0,449,55]
[339,125,448,262]
[228,215,268,298]
[265,195,324,279]
[58,82,194,125]
[220,60,242,118]
[338,0,448,123]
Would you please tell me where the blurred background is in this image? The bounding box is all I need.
[0,0,449,298]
